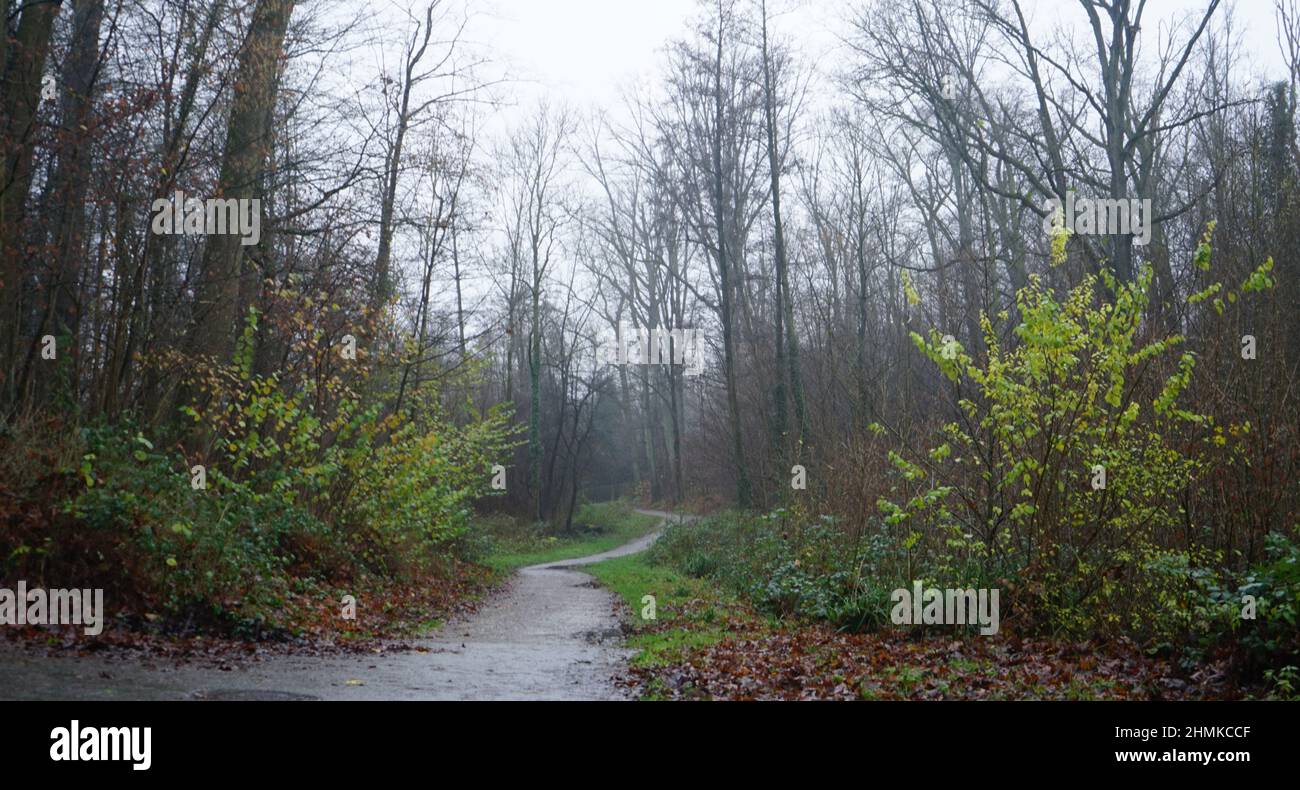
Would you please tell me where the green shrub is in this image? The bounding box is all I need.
[649,510,898,632]
[59,423,325,632]
[881,250,1274,641]
[7,304,516,636]
[1238,531,1300,659]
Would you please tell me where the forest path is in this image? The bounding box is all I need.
[0,509,686,701]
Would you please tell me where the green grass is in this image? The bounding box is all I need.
[583,551,700,611]
[481,503,662,573]
[585,552,737,674]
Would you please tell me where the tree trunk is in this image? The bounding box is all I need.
[712,3,751,507]
[760,0,808,462]
[189,0,294,363]
[528,271,542,520]
[0,0,62,407]
[45,0,107,404]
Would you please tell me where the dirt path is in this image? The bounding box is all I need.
[0,509,686,701]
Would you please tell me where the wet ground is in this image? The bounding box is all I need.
[0,510,683,701]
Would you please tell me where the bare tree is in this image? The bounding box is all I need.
[500,101,572,520]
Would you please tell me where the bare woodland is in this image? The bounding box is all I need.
[2,0,1299,693]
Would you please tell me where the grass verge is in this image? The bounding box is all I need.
[585,551,768,698]
[585,512,1260,700]
[480,502,662,574]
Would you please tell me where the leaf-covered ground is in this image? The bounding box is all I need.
[593,562,1251,701]
[631,618,1242,701]
[1,561,495,664]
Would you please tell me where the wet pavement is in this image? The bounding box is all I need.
[0,510,684,701]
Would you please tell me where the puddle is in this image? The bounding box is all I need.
[192,689,319,701]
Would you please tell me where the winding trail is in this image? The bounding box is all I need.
[0,509,683,701]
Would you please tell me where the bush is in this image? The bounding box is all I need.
[1191,529,1300,673]
[1,301,516,637]
[1240,531,1300,661]
[880,251,1274,641]
[649,509,898,632]
[65,424,345,629]
[653,239,1293,662]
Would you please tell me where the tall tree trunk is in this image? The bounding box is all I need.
[639,365,659,499]
[452,221,465,357]
[0,0,62,408]
[44,0,107,405]
[712,2,751,507]
[373,3,438,310]
[528,269,542,520]
[759,0,807,463]
[189,0,293,363]
[616,341,642,488]
[135,0,224,423]
[669,365,684,503]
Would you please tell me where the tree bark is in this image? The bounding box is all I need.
[189,0,294,363]
[712,1,751,507]
[0,0,62,407]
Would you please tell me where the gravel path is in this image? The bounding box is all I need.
[0,510,685,701]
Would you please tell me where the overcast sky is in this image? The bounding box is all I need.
[347,0,1295,313]
[474,0,1289,122]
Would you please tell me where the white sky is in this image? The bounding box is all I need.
[343,0,1294,323]
[471,0,1289,122]
[484,0,701,110]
